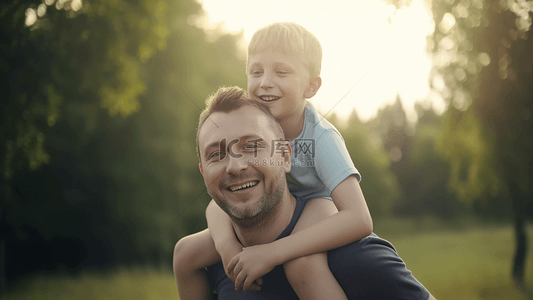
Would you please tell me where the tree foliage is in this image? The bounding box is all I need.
[1,0,247,289]
[368,97,465,219]
[424,0,533,284]
[1,0,169,180]
[368,97,414,215]
[331,112,400,217]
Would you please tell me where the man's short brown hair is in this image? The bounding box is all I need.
[196,86,285,160]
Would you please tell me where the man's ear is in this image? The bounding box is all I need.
[199,163,203,174]
[304,76,322,98]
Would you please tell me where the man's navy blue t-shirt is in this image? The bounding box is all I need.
[206,197,430,300]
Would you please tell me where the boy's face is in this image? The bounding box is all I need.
[247,49,319,122]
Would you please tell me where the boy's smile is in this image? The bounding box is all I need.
[259,96,280,102]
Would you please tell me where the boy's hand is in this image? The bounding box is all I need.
[220,243,263,291]
[227,244,280,291]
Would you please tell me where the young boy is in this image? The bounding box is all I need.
[173,22,373,300]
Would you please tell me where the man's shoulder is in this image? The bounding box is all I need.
[327,234,430,300]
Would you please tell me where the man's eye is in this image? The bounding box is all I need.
[277,70,288,75]
[250,70,262,76]
[209,151,224,159]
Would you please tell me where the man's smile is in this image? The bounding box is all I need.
[227,180,260,192]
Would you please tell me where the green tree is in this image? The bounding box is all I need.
[368,96,414,215]
[1,0,169,180]
[1,0,170,290]
[102,18,248,265]
[333,112,400,217]
[1,0,248,291]
[367,96,465,220]
[423,0,533,286]
[406,103,466,219]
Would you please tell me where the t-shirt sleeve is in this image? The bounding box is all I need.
[314,129,360,192]
[329,235,431,300]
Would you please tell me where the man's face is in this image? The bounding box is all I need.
[198,106,291,223]
[247,49,313,122]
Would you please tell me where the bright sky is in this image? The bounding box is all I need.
[197,0,444,124]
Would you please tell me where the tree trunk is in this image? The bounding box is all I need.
[0,236,5,295]
[510,194,528,287]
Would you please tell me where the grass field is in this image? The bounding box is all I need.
[381,225,533,300]
[3,224,533,300]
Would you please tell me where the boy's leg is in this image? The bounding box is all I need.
[173,229,221,300]
[284,198,348,300]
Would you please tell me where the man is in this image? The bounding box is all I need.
[191,86,435,299]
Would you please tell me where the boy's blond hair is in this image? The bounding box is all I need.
[248,22,322,79]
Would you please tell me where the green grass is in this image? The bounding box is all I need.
[3,267,178,300]
[3,224,533,300]
[381,225,533,300]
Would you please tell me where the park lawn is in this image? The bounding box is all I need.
[3,268,179,300]
[3,225,532,300]
[381,225,533,300]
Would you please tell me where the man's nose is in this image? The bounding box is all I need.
[226,152,248,175]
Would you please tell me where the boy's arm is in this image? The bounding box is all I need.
[229,175,373,290]
[205,200,242,272]
[205,200,263,291]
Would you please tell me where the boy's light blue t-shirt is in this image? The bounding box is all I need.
[286,102,360,202]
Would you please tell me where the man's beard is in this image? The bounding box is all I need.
[208,171,285,228]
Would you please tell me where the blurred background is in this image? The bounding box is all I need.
[1,0,532,299]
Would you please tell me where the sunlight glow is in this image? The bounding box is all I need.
[198,0,441,123]
[37,4,47,17]
[25,8,37,27]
